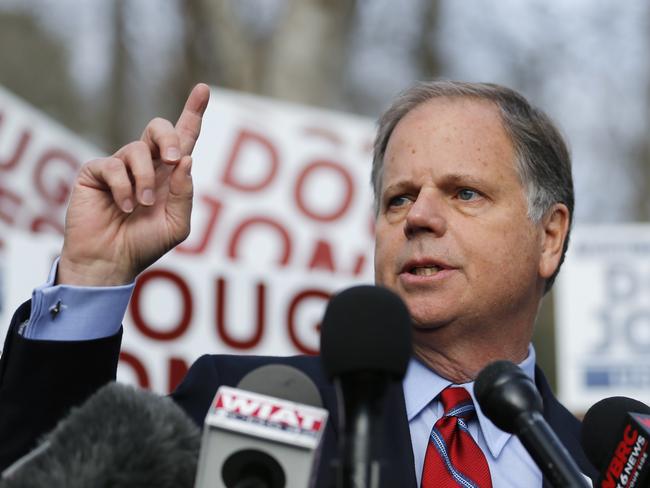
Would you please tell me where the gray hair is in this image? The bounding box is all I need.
[371,80,574,292]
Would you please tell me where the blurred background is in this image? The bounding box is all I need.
[2,0,648,222]
[1,0,649,408]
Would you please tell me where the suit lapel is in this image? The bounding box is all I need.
[535,365,597,483]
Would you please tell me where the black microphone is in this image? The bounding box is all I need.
[474,360,589,488]
[1,382,200,488]
[581,396,650,488]
[194,364,329,488]
[320,285,412,488]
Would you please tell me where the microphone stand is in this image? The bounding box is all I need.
[333,372,389,488]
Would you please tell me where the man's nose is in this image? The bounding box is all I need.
[404,190,447,238]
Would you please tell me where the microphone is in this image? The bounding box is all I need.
[474,360,589,488]
[194,364,329,488]
[581,396,650,488]
[320,285,412,488]
[1,382,200,488]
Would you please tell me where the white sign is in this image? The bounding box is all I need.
[0,85,100,322]
[0,87,376,395]
[117,89,376,393]
[0,85,100,245]
[555,225,650,412]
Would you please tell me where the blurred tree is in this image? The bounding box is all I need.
[0,0,444,147]
[202,0,355,109]
[345,0,441,116]
[163,0,221,133]
[178,0,221,89]
[107,0,130,150]
[0,12,83,133]
[640,119,650,221]
[634,20,650,221]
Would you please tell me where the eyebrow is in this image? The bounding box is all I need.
[382,180,411,196]
[382,172,490,195]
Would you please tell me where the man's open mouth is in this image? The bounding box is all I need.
[409,265,442,276]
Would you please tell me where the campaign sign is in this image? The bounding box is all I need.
[117,89,376,393]
[0,84,100,327]
[0,85,99,249]
[555,225,650,412]
[0,87,376,395]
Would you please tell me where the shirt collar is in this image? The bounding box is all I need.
[403,344,537,459]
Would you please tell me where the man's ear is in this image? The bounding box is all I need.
[538,203,570,279]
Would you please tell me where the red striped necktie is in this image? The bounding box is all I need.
[421,387,493,488]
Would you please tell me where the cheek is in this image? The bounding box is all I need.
[373,241,389,280]
[464,214,531,259]
[468,226,540,287]
[374,227,397,280]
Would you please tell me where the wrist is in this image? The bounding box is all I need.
[57,254,137,286]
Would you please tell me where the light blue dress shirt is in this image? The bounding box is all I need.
[22,260,549,486]
[404,347,542,486]
[20,258,133,341]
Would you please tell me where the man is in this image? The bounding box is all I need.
[0,81,596,486]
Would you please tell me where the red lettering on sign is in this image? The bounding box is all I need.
[176,195,223,254]
[130,269,193,341]
[352,253,366,276]
[287,289,330,355]
[222,129,279,192]
[119,350,150,388]
[302,126,343,146]
[0,184,22,224]
[228,216,291,266]
[168,356,190,393]
[215,278,266,349]
[0,113,31,172]
[294,160,354,222]
[308,240,335,272]
[33,149,80,205]
[30,215,64,235]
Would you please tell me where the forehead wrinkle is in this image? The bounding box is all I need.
[438,173,489,187]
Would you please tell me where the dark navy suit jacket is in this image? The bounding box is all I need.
[0,300,596,486]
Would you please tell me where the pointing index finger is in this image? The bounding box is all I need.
[176,83,211,156]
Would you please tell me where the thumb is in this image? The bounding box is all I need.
[167,155,194,241]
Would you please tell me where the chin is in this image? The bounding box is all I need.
[406,304,453,331]
[411,318,450,332]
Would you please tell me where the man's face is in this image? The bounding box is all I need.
[374,97,546,336]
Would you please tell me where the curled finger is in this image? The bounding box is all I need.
[140,117,181,164]
[118,140,157,206]
[84,157,136,213]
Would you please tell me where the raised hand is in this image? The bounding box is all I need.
[58,84,211,286]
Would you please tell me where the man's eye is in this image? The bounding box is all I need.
[387,195,410,208]
[457,189,479,201]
